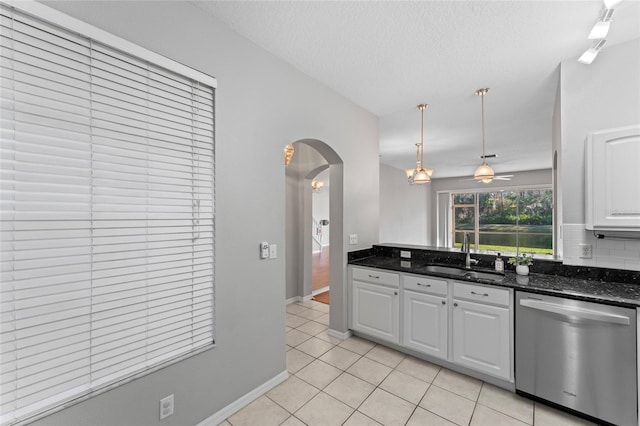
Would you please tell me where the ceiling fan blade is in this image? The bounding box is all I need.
[458,174,513,182]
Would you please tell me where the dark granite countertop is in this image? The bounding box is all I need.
[349,249,640,308]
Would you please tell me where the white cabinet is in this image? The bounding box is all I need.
[403,275,448,359]
[452,282,511,381]
[585,125,640,231]
[351,267,400,344]
[348,267,513,382]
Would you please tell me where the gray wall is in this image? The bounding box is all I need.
[560,37,640,224]
[379,163,430,245]
[36,1,379,425]
[559,38,640,270]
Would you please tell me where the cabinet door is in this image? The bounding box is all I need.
[452,299,510,380]
[586,125,640,230]
[352,280,399,343]
[403,290,447,359]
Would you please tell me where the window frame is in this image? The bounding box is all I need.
[0,2,216,424]
[446,184,554,257]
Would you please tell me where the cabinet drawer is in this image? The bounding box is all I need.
[352,267,399,287]
[453,282,510,307]
[404,275,448,296]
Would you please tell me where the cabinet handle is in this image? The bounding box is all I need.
[394,291,398,295]
[441,300,446,305]
[454,302,458,307]
[368,274,380,279]
[471,291,489,297]
[417,283,431,287]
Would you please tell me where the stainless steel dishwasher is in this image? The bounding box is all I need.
[515,291,637,426]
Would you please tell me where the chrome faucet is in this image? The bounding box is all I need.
[461,232,479,268]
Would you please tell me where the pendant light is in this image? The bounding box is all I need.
[311,178,324,193]
[474,88,495,184]
[407,104,432,184]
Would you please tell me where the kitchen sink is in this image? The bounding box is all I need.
[424,265,465,275]
[421,264,505,283]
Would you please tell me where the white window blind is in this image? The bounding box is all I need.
[0,4,215,424]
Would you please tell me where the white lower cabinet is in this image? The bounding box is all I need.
[403,290,448,359]
[402,275,448,360]
[351,271,400,344]
[452,282,512,381]
[349,267,513,382]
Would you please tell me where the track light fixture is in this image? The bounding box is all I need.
[579,39,607,64]
[579,0,621,64]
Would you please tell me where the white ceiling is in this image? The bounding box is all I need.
[194,0,640,178]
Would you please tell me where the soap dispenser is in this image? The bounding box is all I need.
[495,253,504,272]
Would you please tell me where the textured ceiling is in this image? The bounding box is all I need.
[194,1,640,178]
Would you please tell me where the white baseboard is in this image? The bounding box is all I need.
[286,294,317,304]
[312,244,330,254]
[286,296,302,305]
[312,286,329,296]
[327,328,352,340]
[196,370,289,426]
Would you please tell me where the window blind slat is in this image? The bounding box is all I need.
[4,64,92,99]
[1,3,215,424]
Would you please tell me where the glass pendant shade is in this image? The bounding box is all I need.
[413,167,431,184]
[474,162,495,183]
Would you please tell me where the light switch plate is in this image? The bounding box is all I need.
[269,244,277,259]
[349,234,358,245]
[260,242,269,259]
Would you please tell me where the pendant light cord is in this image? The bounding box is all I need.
[420,105,425,167]
[481,91,486,165]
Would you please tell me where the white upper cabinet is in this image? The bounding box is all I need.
[585,125,640,231]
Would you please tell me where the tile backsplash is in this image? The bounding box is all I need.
[563,223,640,271]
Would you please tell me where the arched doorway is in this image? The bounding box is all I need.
[284,139,346,334]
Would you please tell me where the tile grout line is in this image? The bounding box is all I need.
[285,305,552,426]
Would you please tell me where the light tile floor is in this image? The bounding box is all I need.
[221,300,596,426]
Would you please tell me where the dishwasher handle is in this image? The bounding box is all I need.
[519,299,631,325]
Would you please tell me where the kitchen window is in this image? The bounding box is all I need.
[0,3,215,424]
[451,188,553,256]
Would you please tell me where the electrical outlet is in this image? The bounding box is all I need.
[400,250,411,259]
[579,244,592,259]
[349,234,358,245]
[160,394,174,420]
[269,244,277,259]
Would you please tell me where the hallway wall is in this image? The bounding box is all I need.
[36,2,379,425]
